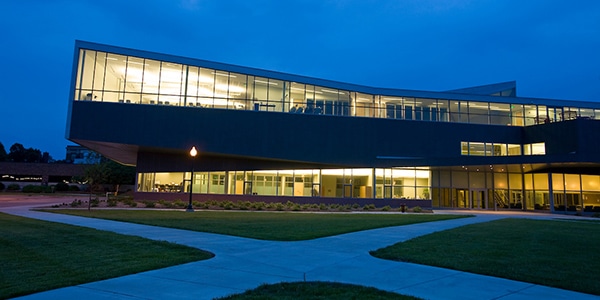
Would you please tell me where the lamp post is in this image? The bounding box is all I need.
[187,146,198,212]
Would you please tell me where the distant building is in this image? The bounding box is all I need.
[65,145,103,164]
[0,162,85,186]
[66,41,600,213]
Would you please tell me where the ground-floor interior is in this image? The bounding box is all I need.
[136,165,600,213]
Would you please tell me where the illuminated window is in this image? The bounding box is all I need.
[507,144,521,156]
[531,143,546,155]
[469,142,486,156]
[461,142,469,155]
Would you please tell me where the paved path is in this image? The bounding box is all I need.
[1,196,597,300]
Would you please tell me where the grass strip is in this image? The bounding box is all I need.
[41,209,469,241]
[371,218,600,295]
[216,281,421,299]
[0,212,213,299]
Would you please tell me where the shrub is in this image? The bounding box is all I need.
[352,203,361,209]
[144,201,156,208]
[274,203,285,211]
[107,198,118,207]
[219,201,233,210]
[363,204,376,210]
[252,202,266,210]
[319,203,328,210]
[412,206,423,213]
[69,185,80,191]
[122,198,136,207]
[173,199,187,208]
[7,184,20,191]
[70,199,82,207]
[54,182,70,192]
[90,197,100,207]
[21,185,36,193]
[382,205,391,211]
[162,201,175,208]
[22,185,53,193]
[238,201,251,210]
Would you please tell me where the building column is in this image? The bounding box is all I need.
[521,165,526,211]
[491,170,496,211]
[371,168,376,198]
[548,173,555,213]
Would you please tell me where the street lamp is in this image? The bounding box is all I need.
[187,146,198,212]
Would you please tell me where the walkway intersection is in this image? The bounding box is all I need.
[1,198,596,300]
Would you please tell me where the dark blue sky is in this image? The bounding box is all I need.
[1,0,599,159]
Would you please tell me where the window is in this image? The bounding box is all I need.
[461,142,542,156]
[73,49,600,130]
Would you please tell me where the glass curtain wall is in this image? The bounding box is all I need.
[137,167,431,200]
[75,49,600,126]
[137,166,600,213]
[430,167,600,212]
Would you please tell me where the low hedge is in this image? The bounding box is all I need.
[22,185,53,193]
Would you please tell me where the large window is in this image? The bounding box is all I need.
[137,167,430,200]
[461,142,543,156]
[75,49,600,127]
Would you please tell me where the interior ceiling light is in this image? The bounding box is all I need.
[254,79,278,85]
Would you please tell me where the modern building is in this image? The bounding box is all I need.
[65,145,103,164]
[66,40,600,213]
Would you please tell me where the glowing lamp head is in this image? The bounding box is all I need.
[189,146,198,157]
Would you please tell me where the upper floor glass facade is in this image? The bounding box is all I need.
[74,48,600,126]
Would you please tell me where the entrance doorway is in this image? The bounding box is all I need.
[470,189,486,209]
[244,181,253,195]
[343,184,352,198]
[457,189,469,208]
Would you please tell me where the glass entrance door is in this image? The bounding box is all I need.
[457,189,469,208]
[244,181,253,195]
[471,189,486,209]
[343,184,353,198]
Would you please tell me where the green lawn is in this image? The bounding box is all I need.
[0,212,213,299]
[41,209,469,241]
[216,282,421,299]
[371,218,600,295]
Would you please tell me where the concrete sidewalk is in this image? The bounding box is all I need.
[2,202,597,300]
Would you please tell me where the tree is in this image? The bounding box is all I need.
[41,152,50,163]
[24,148,42,163]
[0,142,6,161]
[104,160,136,195]
[8,143,26,162]
[7,143,43,162]
[83,160,136,195]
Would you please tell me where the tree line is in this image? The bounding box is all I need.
[0,142,51,163]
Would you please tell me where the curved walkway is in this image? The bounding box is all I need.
[1,196,597,300]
